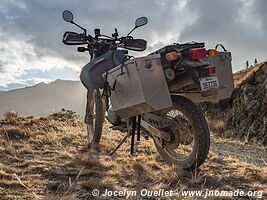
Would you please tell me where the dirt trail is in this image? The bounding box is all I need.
[211,139,267,167]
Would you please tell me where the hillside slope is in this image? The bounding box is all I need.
[0,80,87,117]
[233,64,262,87]
[0,112,266,199]
[202,62,267,145]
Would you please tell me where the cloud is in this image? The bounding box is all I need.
[254,0,267,35]
[0,39,80,87]
[0,0,188,89]
[179,0,267,68]
[0,0,184,61]
[0,0,266,89]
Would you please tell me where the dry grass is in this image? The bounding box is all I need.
[0,127,33,140]
[233,63,261,86]
[3,111,18,121]
[208,119,226,134]
[0,112,266,199]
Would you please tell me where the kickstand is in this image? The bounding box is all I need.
[135,115,141,152]
[108,116,136,156]
[130,116,136,155]
[108,131,131,156]
[137,115,141,141]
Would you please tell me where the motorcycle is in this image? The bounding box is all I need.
[61,10,234,170]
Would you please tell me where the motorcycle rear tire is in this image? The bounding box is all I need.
[154,95,210,170]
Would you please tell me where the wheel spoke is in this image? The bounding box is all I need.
[161,107,195,161]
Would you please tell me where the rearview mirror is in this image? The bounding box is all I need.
[62,10,74,23]
[127,16,148,36]
[61,10,87,34]
[135,17,148,28]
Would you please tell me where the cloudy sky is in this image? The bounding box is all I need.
[0,0,266,91]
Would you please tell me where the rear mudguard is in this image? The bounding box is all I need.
[180,59,209,90]
[168,60,209,92]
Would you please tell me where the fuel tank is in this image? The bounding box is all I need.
[80,50,126,89]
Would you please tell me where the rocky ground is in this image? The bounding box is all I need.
[0,111,266,200]
[201,62,267,145]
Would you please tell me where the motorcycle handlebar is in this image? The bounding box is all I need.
[63,31,146,52]
[63,31,93,45]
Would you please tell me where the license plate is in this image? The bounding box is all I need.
[199,76,219,91]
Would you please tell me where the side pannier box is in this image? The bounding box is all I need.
[210,51,234,100]
[181,51,234,103]
[104,54,173,119]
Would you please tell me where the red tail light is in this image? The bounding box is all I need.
[208,66,216,74]
[191,48,206,60]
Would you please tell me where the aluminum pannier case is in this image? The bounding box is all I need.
[181,50,234,103]
[104,54,173,118]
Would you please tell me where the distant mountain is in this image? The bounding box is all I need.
[0,80,87,117]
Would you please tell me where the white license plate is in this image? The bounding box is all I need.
[199,76,219,91]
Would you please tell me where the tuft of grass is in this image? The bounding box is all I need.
[79,178,115,191]
[208,119,226,134]
[208,152,225,164]
[133,162,148,179]
[260,167,267,182]
[171,164,186,178]
[66,155,102,169]
[4,111,18,121]
[18,144,34,154]
[44,195,79,200]
[0,127,32,140]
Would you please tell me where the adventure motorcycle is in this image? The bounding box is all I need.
[61,10,234,170]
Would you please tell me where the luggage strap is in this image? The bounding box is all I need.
[215,44,227,52]
[102,56,130,98]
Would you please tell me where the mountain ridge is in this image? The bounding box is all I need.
[0,79,87,117]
